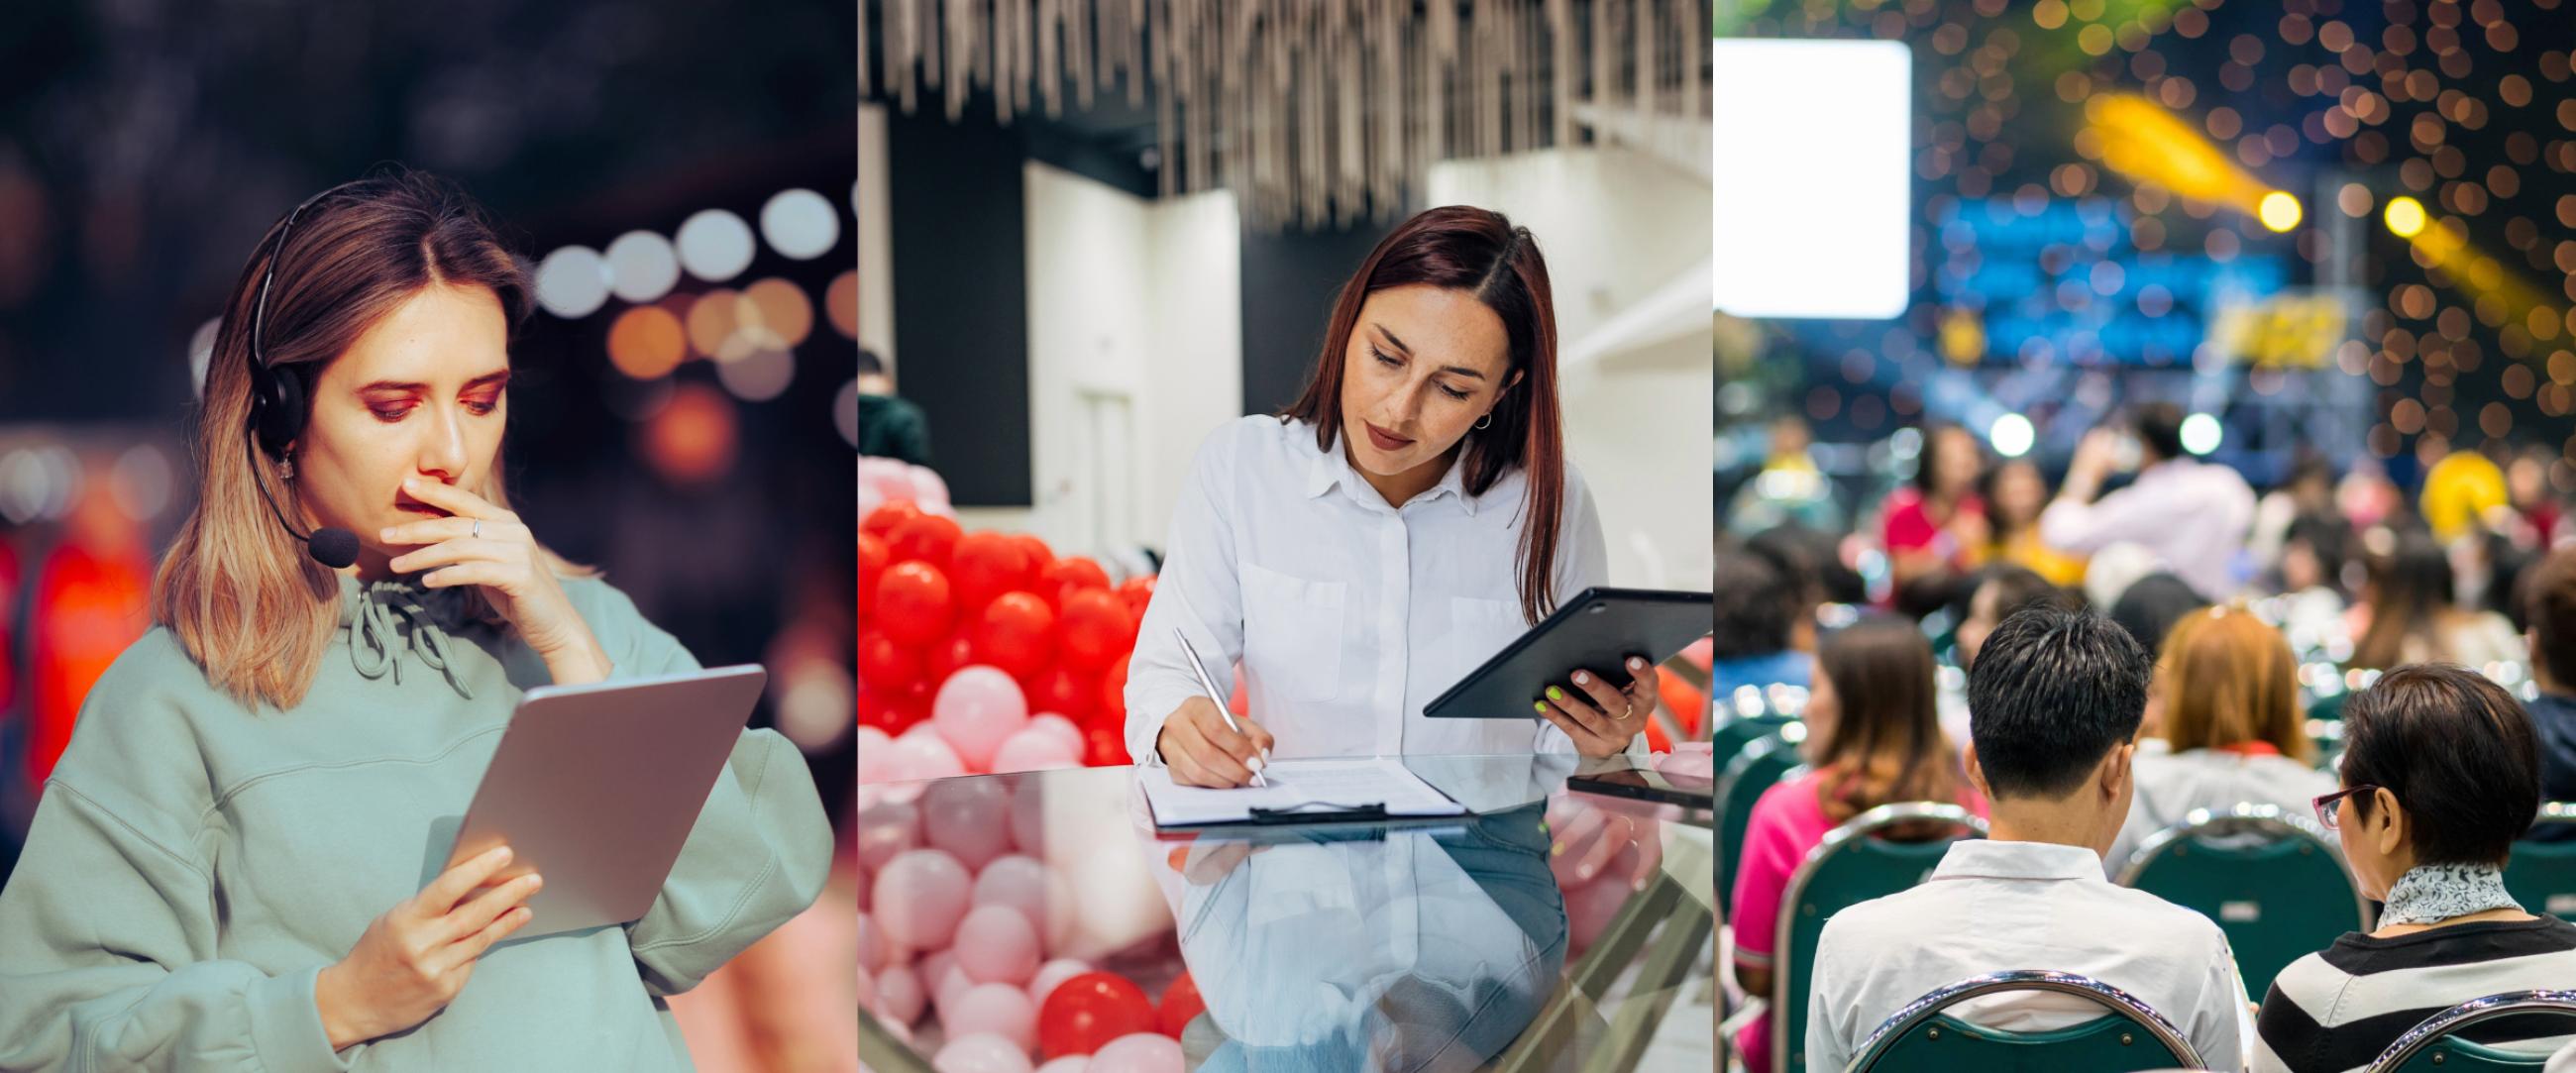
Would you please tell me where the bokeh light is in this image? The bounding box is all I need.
[825,269,859,340]
[535,246,611,318]
[759,188,839,261]
[606,304,687,379]
[2258,191,2303,232]
[676,208,757,282]
[715,348,796,402]
[638,381,738,484]
[604,230,681,304]
[2385,195,2428,238]
[2180,412,2224,455]
[1988,413,2035,457]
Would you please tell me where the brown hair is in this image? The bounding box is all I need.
[2341,663,2541,865]
[2522,546,2576,691]
[154,168,590,710]
[2352,528,2456,671]
[1280,205,1564,624]
[1811,616,1966,823]
[2155,605,2310,762]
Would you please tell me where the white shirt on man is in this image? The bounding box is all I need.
[2041,458,2258,600]
[1804,838,2249,1072]
[1123,415,1636,762]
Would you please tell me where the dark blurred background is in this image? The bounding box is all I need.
[0,3,858,1067]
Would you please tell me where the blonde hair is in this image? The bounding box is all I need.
[155,170,591,711]
[2155,604,2310,762]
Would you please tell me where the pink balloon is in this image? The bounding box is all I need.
[1009,782,1052,858]
[888,733,968,783]
[1025,713,1085,751]
[934,667,1031,771]
[877,963,926,1025]
[1035,1059,1091,1073]
[920,778,1015,872]
[857,726,897,784]
[933,961,977,1019]
[1026,958,1094,1010]
[989,726,1082,773]
[856,912,887,973]
[932,1032,1034,1073]
[953,904,1041,986]
[872,849,972,951]
[917,949,958,1001]
[944,982,1039,1053]
[972,855,1072,951]
[856,799,921,872]
[856,964,878,1014]
[912,467,952,510]
[1086,1032,1183,1073]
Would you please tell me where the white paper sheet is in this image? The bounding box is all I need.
[1137,757,1467,827]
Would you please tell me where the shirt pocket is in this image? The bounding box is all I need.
[1240,563,1347,702]
[1440,595,1532,694]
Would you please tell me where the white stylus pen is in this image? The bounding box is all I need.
[1173,627,1268,788]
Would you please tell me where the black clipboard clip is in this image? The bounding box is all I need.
[1245,802,1391,824]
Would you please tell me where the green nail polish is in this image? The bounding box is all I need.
[1534,701,1548,713]
[1546,686,1564,700]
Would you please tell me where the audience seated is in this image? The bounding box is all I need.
[2519,546,2576,840]
[2108,606,2337,872]
[1729,615,1986,1073]
[2253,665,2576,1072]
[1803,605,2247,1072]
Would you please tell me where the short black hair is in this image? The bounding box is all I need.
[1966,604,2152,799]
[1712,543,1797,660]
[860,347,887,376]
[2340,664,2541,866]
[2109,573,2207,659]
[2132,401,2186,462]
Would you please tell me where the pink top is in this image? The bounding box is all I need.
[1881,487,1983,557]
[1730,769,1988,1073]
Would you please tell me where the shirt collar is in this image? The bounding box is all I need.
[1929,839,2107,884]
[1304,428,1482,517]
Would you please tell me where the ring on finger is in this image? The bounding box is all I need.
[472,518,482,539]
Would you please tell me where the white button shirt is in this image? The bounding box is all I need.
[1804,839,2249,1073]
[1124,415,1634,763]
[2040,459,2258,600]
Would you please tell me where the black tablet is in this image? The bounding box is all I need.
[1568,764,1715,810]
[1422,587,1712,720]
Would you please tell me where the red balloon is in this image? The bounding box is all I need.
[1037,972,1157,1058]
[1084,725,1129,767]
[863,500,923,541]
[1058,590,1133,671]
[859,534,890,618]
[976,592,1057,680]
[950,530,1037,611]
[1098,654,1130,727]
[897,680,936,728]
[1041,557,1112,605]
[857,691,905,735]
[1116,574,1156,617]
[874,562,955,646]
[855,631,924,695]
[1015,533,1056,574]
[1156,973,1206,1038]
[922,631,978,684]
[888,514,963,570]
[1033,664,1098,722]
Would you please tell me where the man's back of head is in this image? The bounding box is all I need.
[1966,603,2153,851]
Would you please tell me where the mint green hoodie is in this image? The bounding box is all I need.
[0,574,833,1071]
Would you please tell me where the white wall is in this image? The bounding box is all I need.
[857,104,894,363]
[952,163,1241,568]
[1427,149,1715,590]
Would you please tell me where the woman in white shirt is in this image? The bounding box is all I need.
[1123,206,1655,788]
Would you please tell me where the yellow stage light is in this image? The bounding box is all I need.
[2258,191,2303,232]
[2385,196,2427,238]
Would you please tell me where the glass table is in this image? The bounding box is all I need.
[857,754,1713,1073]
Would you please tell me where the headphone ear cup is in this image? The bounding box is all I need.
[249,363,304,459]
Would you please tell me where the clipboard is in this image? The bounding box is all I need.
[1136,758,1471,830]
[1423,587,1714,719]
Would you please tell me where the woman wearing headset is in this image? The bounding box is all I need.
[1125,206,1655,788]
[0,170,831,1070]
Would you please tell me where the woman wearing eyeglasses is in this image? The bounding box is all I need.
[2251,664,2576,1072]
[0,171,831,1071]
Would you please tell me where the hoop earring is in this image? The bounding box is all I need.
[1474,412,1494,431]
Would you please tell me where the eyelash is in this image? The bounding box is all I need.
[371,397,500,423]
[1372,349,1470,401]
